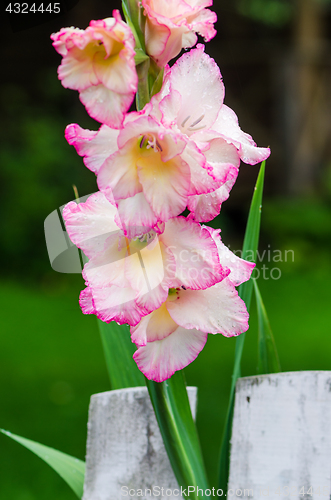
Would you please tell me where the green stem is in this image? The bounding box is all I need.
[146,373,209,499]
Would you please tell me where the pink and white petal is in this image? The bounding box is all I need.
[204,226,255,285]
[130,314,150,346]
[79,84,134,128]
[136,282,169,316]
[97,140,142,200]
[204,138,240,181]
[181,143,219,195]
[187,8,217,40]
[142,0,193,22]
[159,90,182,129]
[115,193,159,238]
[58,50,98,91]
[117,115,161,149]
[89,17,116,33]
[137,154,191,221]
[187,166,239,222]
[131,300,179,348]
[184,0,214,9]
[124,103,154,124]
[214,105,270,165]
[133,326,208,382]
[92,284,143,326]
[144,17,171,61]
[209,234,255,286]
[181,30,198,48]
[168,45,224,134]
[160,217,227,289]
[83,233,129,288]
[79,286,96,315]
[167,278,249,336]
[152,26,188,67]
[66,27,95,50]
[123,251,150,295]
[51,28,83,56]
[158,131,186,163]
[133,241,176,313]
[187,192,219,222]
[144,302,179,341]
[189,128,221,145]
[93,49,137,95]
[112,9,137,44]
[125,238,166,291]
[62,192,120,258]
[65,124,119,174]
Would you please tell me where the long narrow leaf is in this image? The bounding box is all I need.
[254,279,281,374]
[0,429,85,498]
[98,319,145,390]
[218,161,266,490]
[146,371,209,499]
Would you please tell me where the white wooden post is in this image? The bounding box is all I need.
[82,386,197,500]
[228,371,331,499]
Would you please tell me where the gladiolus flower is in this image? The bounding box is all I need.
[141,0,217,67]
[132,230,255,382]
[64,46,270,228]
[51,10,137,128]
[150,44,271,219]
[62,191,230,326]
[65,110,233,231]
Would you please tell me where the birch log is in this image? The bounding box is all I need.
[82,386,197,500]
[228,371,331,499]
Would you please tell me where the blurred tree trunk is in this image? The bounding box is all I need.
[285,0,331,195]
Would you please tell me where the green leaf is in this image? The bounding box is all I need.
[254,279,281,374]
[146,372,209,499]
[134,48,150,65]
[0,428,85,498]
[98,319,145,389]
[218,161,266,490]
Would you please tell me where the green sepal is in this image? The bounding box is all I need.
[0,429,85,498]
[136,59,151,111]
[150,67,164,97]
[134,48,150,65]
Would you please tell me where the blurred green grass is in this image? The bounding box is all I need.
[1,263,331,497]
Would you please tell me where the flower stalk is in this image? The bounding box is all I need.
[146,373,209,499]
